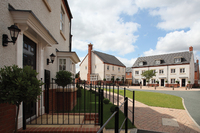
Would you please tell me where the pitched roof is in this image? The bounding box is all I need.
[132,51,192,68]
[93,51,125,67]
[126,67,132,72]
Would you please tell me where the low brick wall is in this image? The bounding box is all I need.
[0,103,16,133]
[148,84,159,87]
[165,84,180,87]
[44,88,77,113]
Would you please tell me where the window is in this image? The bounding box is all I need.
[142,70,145,74]
[151,79,156,84]
[107,65,109,70]
[127,72,130,75]
[106,75,110,81]
[112,66,114,71]
[180,68,185,73]
[171,79,175,84]
[60,6,64,32]
[135,71,139,75]
[171,69,175,73]
[85,66,87,70]
[59,59,66,71]
[118,67,120,72]
[159,69,164,74]
[155,60,160,65]
[152,70,156,74]
[135,79,139,84]
[95,65,97,69]
[175,58,181,63]
[90,74,98,81]
[139,62,143,66]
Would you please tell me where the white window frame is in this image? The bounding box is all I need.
[151,79,156,84]
[59,59,66,71]
[112,66,114,71]
[139,62,143,66]
[159,69,164,74]
[135,79,139,84]
[142,70,145,74]
[107,65,109,70]
[135,71,139,75]
[171,68,176,73]
[106,75,110,81]
[155,60,160,65]
[180,68,185,73]
[60,6,65,32]
[171,79,175,84]
[118,67,120,72]
[175,58,181,63]
[85,66,87,70]
[127,72,130,75]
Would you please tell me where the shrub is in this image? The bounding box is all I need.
[103,99,110,104]
[110,105,117,113]
[55,70,72,88]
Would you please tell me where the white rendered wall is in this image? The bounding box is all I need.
[80,55,88,80]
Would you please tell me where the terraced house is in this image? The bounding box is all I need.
[132,46,199,87]
[0,0,80,132]
[80,44,126,84]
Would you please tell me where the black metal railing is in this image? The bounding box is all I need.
[23,80,135,131]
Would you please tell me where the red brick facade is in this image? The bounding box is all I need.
[194,59,199,86]
[44,89,77,112]
[0,103,16,133]
[87,44,93,84]
[126,72,132,85]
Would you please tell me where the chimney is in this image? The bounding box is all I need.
[87,43,93,83]
[197,59,199,64]
[189,46,193,52]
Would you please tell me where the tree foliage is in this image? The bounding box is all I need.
[0,65,43,106]
[55,70,72,88]
[141,70,156,83]
[0,65,43,133]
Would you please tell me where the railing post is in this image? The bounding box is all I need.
[98,87,101,125]
[124,87,126,100]
[100,89,103,133]
[115,106,119,133]
[23,102,26,130]
[117,85,119,107]
[132,91,135,126]
[113,84,114,103]
[125,97,128,133]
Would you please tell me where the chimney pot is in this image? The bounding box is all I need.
[189,46,193,51]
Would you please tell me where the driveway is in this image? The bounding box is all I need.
[119,86,200,127]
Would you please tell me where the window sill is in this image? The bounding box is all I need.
[43,0,52,12]
[170,73,176,75]
[60,30,66,41]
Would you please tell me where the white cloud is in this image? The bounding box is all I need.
[144,21,200,56]
[136,0,200,30]
[116,56,137,67]
[69,0,140,55]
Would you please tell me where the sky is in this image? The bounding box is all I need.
[67,0,200,73]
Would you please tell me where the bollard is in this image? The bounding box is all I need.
[173,85,174,90]
[155,85,156,90]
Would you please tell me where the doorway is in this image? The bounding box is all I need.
[23,35,37,119]
[161,79,164,86]
[143,79,146,86]
[182,79,186,87]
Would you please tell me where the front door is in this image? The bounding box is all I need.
[143,79,146,86]
[23,35,37,119]
[182,79,186,87]
[161,79,164,86]
[45,70,50,114]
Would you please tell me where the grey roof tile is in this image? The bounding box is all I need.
[126,67,132,72]
[93,51,125,67]
[132,51,192,68]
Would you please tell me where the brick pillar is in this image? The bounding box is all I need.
[189,46,193,51]
[87,43,93,84]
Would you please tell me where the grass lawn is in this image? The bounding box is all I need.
[104,89,184,109]
[72,89,135,129]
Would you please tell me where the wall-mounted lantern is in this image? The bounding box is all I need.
[47,53,56,65]
[2,24,21,46]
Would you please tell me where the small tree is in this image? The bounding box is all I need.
[55,70,72,88]
[0,65,43,133]
[141,70,156,87]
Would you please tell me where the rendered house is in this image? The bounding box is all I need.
[132,46,198,87]
[0,0,80,132]
[80,44,126,84]
[125,67,132,85]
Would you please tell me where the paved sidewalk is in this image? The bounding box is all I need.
[104,90,200,133]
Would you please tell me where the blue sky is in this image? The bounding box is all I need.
[68,0,200,72]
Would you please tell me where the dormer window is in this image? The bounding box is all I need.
[174,58,181,63]
[155,60,160,65]
[139,61,147,66]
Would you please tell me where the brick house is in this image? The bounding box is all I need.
[0,0,80,132]
[132,46,198,87]
[80,44,126,84]
[125,67,132,85]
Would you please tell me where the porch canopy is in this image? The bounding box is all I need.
[56,50,80,64]
[9,9,58,47]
